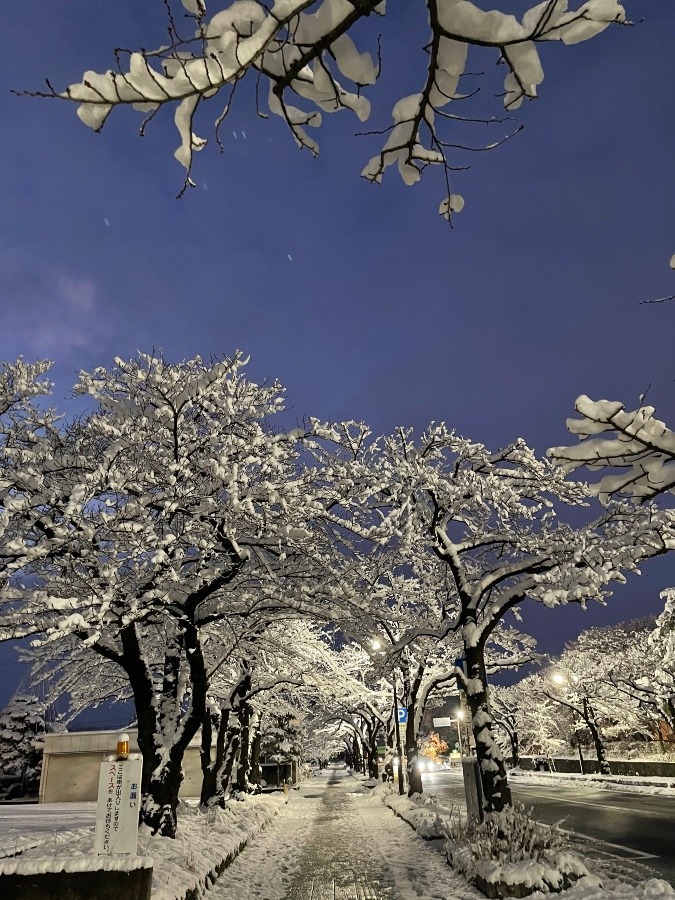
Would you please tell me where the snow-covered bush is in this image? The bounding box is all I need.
[446,803,588,895]
[449,803,566,867]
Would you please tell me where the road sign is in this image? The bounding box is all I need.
[94,756,143,855]
[433,717,454,728]
[397,707,408,724]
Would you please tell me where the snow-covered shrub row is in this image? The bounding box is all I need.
[0,793,286,900]
[383,785,675,899]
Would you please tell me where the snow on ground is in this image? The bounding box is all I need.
[0,802,96,858]
[2,770,674,899]
[508,770,675,797]
[204,788,324,900]
[210,771,484,900]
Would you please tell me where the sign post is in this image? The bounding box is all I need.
[392,678,406,795]
[94,733,143,856]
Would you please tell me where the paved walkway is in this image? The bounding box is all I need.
[210,768,482,900]
[284,771,397,899]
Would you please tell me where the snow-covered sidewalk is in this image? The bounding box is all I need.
[208,769,483,899]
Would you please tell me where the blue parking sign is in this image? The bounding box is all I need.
[397,708,408,724]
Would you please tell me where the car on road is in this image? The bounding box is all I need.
[0,770,39,802]
[415,756,442,773]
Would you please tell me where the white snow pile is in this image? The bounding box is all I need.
[529,878,675,900]
[383,788,450,839]
[381,789,675,899]
[509,769,675,797]
[0,854,151,876]
[445,803,589,895]
[0,793,286,900]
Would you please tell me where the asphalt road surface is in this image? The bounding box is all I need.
[422,770,675,884]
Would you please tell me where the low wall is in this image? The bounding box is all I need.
[0,858,152,900]
[517,756,675,777]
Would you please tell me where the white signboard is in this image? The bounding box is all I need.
[433,717,455,728]
[94,757,142,855]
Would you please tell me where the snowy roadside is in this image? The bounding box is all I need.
[382,787,675,899]
[508,769,675,797]
[0,792,287,900]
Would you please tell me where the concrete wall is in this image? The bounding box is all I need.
[40,730,203,803]
[517,756,675,778]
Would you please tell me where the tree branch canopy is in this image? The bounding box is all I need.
[21,0,626,216]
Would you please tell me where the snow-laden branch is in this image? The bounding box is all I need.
[549,396,675,503]
[19,0,625,216]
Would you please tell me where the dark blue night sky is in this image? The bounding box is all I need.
[1,1,673,712]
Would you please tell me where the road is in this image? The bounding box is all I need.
[422,770,675,884]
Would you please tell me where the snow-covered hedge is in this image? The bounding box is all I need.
[382,789,675,899]
[445,803,588,896]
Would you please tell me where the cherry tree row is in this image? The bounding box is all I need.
[1,355,673,837]
[491,592,675,773]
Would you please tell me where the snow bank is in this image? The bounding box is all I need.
[380,789,675,900]
[383,789,450,839]
[0,854,150,876]
[508,769,675,797]
[1,793,287,900]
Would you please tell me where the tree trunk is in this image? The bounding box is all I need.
[464,637,512,813]
[366,722,380,780]
[250,732,261,788]
[583,698,611,775]
[199,707,231,807]
[405,664,424,798]
[509,726,519,769]
[118,624,205,838]
[236,700,252,792]
[406,713,422,796]
[577,740,585,775]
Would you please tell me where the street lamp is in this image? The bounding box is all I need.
[454,710,465,762]
[369,636,405,794]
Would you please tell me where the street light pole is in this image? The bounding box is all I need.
[455,717,463,762]
[392,673,405,795]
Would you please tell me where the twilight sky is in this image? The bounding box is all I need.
[1,1,674,713]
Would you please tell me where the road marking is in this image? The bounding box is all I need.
[517,790,657,817]
[558,828,659,860]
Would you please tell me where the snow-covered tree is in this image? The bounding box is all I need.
[490,683,525,768]
[604,591,675,741]
[0,693,45,780]
[3,352,346,837]
[543,619,656,773]
[0,359,60,620]
[499,673,568,761]
[24,0,627,220]
[550,401,675,744]
[312,423,673,811]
